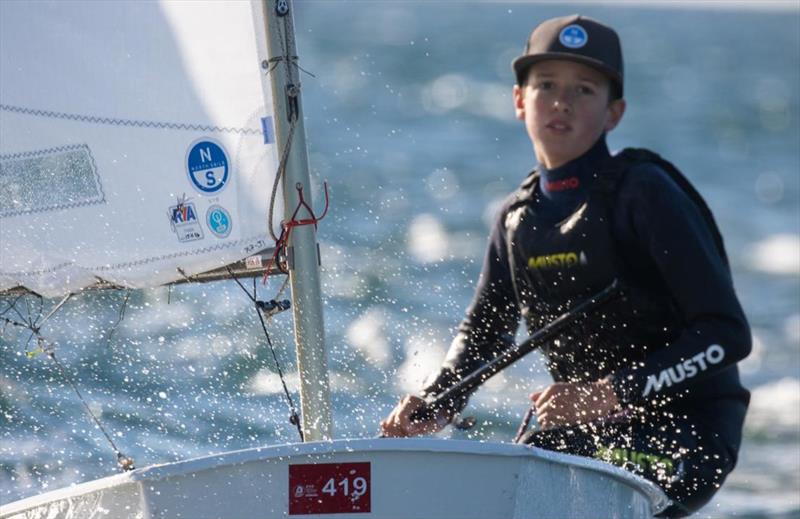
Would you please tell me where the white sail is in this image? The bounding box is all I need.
[0,0,281,297]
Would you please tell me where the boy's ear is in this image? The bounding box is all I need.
[513,84,525,120]
[604,98,626,132]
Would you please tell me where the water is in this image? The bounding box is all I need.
[1,2,799,516]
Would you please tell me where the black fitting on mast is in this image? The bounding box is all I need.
[275,0,289,17]
[256,299,291,318]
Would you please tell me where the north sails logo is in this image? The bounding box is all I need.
[642,344,726,397]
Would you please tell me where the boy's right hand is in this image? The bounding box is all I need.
[380,395,451,437]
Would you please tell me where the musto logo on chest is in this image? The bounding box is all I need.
[528,251,587,270]
[642,344,726,397]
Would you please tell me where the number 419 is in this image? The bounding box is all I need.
[322,476,368,499]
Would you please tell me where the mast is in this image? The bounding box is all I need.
[261,0,332,441]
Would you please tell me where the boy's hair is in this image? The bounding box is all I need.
[512,15,624,101]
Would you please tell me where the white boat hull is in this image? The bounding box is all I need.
[1,438,669,519]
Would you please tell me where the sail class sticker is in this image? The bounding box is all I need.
[206,205,232,238]
[288,462,370,515]
[168,201,204,242]
[186,138,229,194]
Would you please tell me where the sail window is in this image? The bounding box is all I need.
[0,144,105,218]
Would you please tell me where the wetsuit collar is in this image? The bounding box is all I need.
[539,135,611,199]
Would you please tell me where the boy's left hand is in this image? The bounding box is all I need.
[531,380,619,430]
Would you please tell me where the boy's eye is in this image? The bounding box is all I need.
[536,80,554,90]
[577,85,595,95]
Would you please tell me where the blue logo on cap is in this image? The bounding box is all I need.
[559,24,588,49]
[186,138,229,194]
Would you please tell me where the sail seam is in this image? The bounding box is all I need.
[0,104,262,135]
[1,235,269,276]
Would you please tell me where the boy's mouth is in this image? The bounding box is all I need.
[546,120,572,133]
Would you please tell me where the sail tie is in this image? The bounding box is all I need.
[263,56,316,80]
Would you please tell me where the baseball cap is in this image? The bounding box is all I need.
[512,15,624,98]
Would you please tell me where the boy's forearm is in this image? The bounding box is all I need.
[606,313,751,406]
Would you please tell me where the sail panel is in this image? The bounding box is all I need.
[0,0,280,297]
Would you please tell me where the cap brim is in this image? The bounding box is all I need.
[512,53,622,95]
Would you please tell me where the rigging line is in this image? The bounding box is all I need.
[271,0,314,81]
[0,298,27,337]
[251,290,303,442]
[17,295,37,330]
[7,293,135,470]
[33,294,44,326]
[0,293,26,318]
[36,293,73,329]
[263,56,280,77]
[226,267,303,441]
[271,12,313,78]
[0,315,32,330]
[226,266,257,304]
[295,63,315,79]
[24,330,37,351]
[513,403,537,444]
[253,274,289,315]
[266,11,303,243]
[277,11,291,81]
[41,341,135,471]
[106,290,131,344]
[277,17,314,80]
[265,56,316,79]
[267,120,297,242]
[6,295,43,345]
[176,267,194,283]
[5,292,72,341]
[275,274,290,301]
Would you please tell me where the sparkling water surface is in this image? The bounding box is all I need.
[1,2,798,517]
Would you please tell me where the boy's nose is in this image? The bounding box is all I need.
[551,87,574,113]
[553,96,573,113]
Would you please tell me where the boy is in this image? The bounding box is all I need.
[381,15,751,517]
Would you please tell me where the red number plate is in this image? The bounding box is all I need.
[288,462,371,515]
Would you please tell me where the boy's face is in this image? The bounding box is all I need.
[513,60,626,169]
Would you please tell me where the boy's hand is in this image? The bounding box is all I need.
[380,395,451,437]
[531,380,619,430]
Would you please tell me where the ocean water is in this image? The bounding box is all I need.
[1,2,799,517]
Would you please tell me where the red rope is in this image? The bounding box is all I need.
[263,182,329,281]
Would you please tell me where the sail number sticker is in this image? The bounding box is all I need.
[186,138,229,194]
[288,462,370,515]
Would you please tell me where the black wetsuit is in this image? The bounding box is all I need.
[424,137,751,517]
